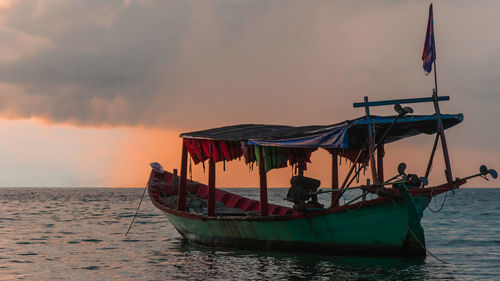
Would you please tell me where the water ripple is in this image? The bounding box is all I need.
[0,187,498,280]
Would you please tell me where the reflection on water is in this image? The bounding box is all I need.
[154,239,426,281]
[0,188,499,280]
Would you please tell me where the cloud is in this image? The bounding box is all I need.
[0,0,190,126]
[0,1,499,188]
[0,0,498,137]
[0,25,52,62]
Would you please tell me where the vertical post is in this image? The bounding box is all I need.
[207,141,216,216]
[258,146,268,216]
[430,10,453,183]
[363,96,379,184]
[377,146,384,184]
[331,151,339,207]
[177,140,188,211]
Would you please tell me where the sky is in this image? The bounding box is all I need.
[0,0,498,187]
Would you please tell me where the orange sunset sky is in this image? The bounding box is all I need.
[0,1,498,188]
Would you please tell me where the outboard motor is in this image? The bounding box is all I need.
[286,176,323,209]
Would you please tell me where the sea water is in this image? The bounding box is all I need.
[0,187,499,280]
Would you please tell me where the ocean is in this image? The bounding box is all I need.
[0,187,499,280]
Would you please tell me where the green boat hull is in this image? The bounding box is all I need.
[163,192,430,256]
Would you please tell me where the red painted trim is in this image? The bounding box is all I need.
[359,180,466,197]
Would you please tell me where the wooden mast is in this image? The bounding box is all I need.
[258,146,268,216]
[207,141,216,216]
[177,140,188,211]
[430,9,453,183]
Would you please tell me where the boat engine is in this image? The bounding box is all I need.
[286,176,323,209]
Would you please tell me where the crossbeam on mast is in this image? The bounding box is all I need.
[353,96,449,108]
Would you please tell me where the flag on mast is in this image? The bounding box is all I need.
[422,3,435,75]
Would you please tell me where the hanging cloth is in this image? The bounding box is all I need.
[254,146,288,172]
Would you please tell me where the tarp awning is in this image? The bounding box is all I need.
[180,114,463,150]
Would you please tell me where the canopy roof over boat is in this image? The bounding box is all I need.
[180,113,463,150]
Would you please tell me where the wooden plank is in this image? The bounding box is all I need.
[207,141,216,217]
[353,96,449,108]
[177,141,188,211]
[377,147,384,184]
[331,151,339,207]
[258,146,268,216]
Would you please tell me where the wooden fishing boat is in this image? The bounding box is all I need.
[147,95,496,256]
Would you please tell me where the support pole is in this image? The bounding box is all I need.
[331,151,339,207]
[425,133,440,179]
[433,100,452,181]
[207,141,216,217]
[177,140,188,211]
[363,96,379,184]
[377,145,384,183]
[333,143,367,207]
[258,146,268,216]
[340,142,367,188]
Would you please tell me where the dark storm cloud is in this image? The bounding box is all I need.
[0,0,499,138]
[0,0,191,126]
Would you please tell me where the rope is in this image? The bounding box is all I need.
[427,190,448,213]
[407,221,449,264]
[125,184,148,236]
[390,199,448,264]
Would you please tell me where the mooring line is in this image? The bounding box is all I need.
[391,199,449,264]
[125,183,148,236]
[406,223,448,264]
